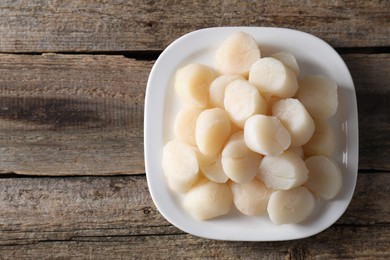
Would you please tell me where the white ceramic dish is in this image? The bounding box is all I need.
[144,27,358,241]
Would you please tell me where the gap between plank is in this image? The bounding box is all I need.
[0,50,162,60]
[0,169,388,179]
[0,172,146,179]
[0,47,388,60]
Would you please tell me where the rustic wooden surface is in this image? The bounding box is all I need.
[0,0,388,52]
[0,54,149,175]
[0,0,389,259]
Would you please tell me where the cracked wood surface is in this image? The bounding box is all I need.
[0,54,150,175]
[0,173,389,258]
[0,53,388,258]
[0,226,389,259]
[0,54,389,175]
[0,1,389,258]
[0,0,389,52]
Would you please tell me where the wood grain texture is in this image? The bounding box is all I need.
[0,226,389,260]
[0,173,388,258]
[0,53,389,175]
[0,0,389,53]
[0,54,152,175]
[343,54,390,171]
[0,1,388,259]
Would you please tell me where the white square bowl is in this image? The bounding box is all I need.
[144,27,358,241]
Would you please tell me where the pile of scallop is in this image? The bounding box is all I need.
[162,32,342,225]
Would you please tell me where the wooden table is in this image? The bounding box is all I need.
[0,1,389,258]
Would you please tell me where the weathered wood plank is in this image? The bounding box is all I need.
[0,54,151,175]
[343,54,390,171]
[0,54,388,175]
[0,0,388,53]
[0,176,178,246]
[0,173,388,246]
[343,172,390,225]
[0,224,389,259]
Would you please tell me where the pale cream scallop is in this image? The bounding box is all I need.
[258,151,309,190]
[195,108,231,156]
[244,114,291,156]
[305,155,342,200]
[197,152,229,183]
[249,57,298,98]
[271,51,300,75]
[209,74,244,109]
[174,63,216,108]
[215,31,260,77]
[267,186,315,225]
[165,32,342,222]
[183,179,233,220]
[296,75,338,119]
[272,98,315,147]
[174,107,203,146]
[303,119,336,157]
[162,140,199,193]
[221,132,262,184]
[224,79,267,128]
[229,178,272,216]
